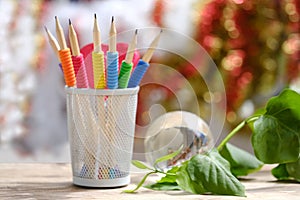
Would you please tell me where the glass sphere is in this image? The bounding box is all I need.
[144,111,214,171]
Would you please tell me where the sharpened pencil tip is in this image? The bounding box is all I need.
[135,29,138,35]
[94,13,97,19]
[69,19,71,25]
[111,16,114,23]
[55,16,57,20]
[44,26,48,32]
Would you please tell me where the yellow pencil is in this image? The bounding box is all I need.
[92,13,106,89]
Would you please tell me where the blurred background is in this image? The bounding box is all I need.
[0,0,299,162]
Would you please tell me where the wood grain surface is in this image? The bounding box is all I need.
[0,164,299,200]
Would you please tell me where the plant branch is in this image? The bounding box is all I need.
[217,116,260,151]
[123,171,157,193]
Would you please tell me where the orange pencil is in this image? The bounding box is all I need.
[55,16,76,87]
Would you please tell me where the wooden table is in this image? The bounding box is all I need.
[0,163,299,199]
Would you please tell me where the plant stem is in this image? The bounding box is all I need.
[217,116,260,151]
[123,171,156,193]
[155,170,176,176]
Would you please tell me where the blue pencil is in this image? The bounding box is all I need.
[128,30,162,88]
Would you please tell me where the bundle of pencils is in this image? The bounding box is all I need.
[45,15,162,89]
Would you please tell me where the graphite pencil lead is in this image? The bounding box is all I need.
[109,16,117,52]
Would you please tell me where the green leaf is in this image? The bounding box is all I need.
[183,150,245,196]
[272,164,290,180]
[253,116,299,163]
[253,107,267,116]
[131,160,153,170]
[272,159,300,182]
[145,166,180,191]
[154,145,183,167]
[248,108,266,131]
[220,143,264,177]
[286,158,300,182]
[157,166,179,183]
[208,148,231,171]
[252,89,300,164]
[176,162,205,194]
[144,182,180,191]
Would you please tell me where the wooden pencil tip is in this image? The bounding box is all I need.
[69,19,72,25]
[111,16,114,23]
[55,16,58,20]
[135,29,138,35]
[94,13,97,19]
[44,26,48,32]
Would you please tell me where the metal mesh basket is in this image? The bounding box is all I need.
[65,87,139,187]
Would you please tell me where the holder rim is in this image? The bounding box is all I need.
[65,86,139,96]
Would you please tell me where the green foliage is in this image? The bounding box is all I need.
[272,159,300,182]
[153,145,183,167]
[145,167,180,191]
[252,89,300,163]
[220,143,264,177]
[145,150,246,196]
[131,160,153,170]
[271,164,290,180]
[183,150,245,196]
[144,182,180,191]
[286,158,300,182]
[156,166,179,183]
[126,89,300,196]
[123,172,156,193]
[124,145,183,193]
[176,161,205,194]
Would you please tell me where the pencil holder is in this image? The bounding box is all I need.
[65,86,139,187]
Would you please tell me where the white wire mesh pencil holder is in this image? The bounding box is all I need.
[65,86,139,187]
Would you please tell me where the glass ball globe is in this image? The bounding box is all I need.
[144,111,214,171]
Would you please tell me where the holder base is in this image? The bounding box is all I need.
[73,176,130,188]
